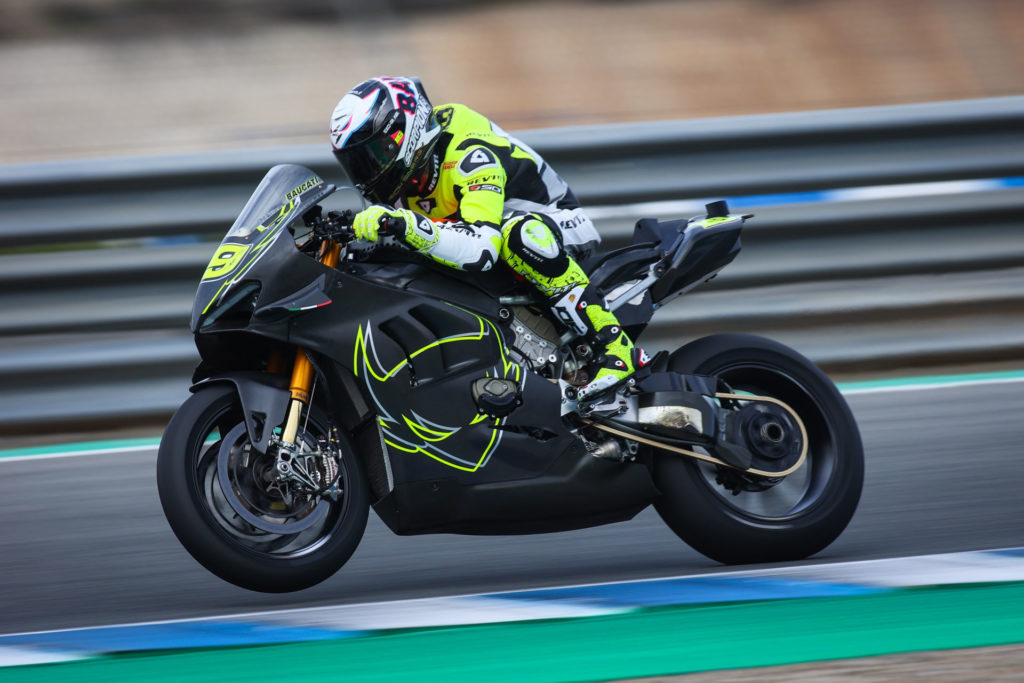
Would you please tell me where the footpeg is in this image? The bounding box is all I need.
[588,438,624,461]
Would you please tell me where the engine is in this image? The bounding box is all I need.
[506,306,563,377]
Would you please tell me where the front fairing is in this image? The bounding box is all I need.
[191,164,335,332]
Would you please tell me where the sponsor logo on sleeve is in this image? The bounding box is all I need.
[560,213,587,230]
[468,183,502,193]
[466,174,501,184]
[458,147,498,175]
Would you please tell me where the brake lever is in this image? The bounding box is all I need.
[322,210,356,241]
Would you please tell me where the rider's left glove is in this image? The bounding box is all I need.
[352,205,416,243]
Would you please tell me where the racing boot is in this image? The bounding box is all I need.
[497,212,643,401]
[551,284,642,402]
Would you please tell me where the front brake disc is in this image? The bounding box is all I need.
[216,423,328,534]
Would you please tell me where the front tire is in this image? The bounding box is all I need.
[157,384,369,592]
[654,334,864,565]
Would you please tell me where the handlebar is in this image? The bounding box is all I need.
[305,209,355,242]
[378,216,405,237]
[305,207,405,243]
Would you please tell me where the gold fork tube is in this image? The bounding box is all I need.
[279,239,340,445]
[281,350,314,444]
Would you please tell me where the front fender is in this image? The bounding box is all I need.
[191,371,290,455]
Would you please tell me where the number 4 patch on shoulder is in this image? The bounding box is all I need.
[458,147,498,175]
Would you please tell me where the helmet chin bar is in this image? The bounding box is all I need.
[362,163,408,204]
[402,153,439,198]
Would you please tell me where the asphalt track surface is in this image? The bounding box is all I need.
[3,380,1023,636]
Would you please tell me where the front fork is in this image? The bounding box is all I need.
[279,239,341,448]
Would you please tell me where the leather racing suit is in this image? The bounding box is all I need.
[379,103,640,400]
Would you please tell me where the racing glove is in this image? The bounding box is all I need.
[353,205,501,272]
[352,205,418,243]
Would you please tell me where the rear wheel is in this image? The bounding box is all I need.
[654,334,863,564]
[157,384,369,592]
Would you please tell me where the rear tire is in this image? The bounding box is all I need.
[654,334,863,564]
[157,384,369,592]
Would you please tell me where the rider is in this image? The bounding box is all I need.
[329,76,643,401]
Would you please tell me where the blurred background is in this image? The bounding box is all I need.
[1,0,1023,440]
[1,3,1024,679]
[1,0,1022,162]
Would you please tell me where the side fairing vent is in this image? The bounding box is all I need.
[409,304,492,375]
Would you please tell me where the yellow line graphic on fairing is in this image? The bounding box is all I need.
[403,415,456,443]
[354,305,520,472]
[200,199,298,315]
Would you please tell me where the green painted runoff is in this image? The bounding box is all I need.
[6,581,1024,682]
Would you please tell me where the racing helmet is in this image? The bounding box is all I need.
[329,76,440,204]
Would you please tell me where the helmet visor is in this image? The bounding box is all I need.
[333,135,400,191]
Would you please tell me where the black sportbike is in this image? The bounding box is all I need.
[157,164,864,592]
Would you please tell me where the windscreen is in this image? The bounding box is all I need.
[226,165,331,240]
[191,164,335,330]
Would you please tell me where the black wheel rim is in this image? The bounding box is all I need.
[693,361,838,523]
[188,400,352,559]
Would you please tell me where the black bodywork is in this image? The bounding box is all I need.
[191,164,744,536]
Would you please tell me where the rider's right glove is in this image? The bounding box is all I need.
[352,205,418,243]
[353,205,444,256]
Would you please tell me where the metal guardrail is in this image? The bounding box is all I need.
[1,97,1023,434]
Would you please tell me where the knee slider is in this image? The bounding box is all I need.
[500,213,568,279]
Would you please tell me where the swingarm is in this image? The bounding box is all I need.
[576,373,808,480]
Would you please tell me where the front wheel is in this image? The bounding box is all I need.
[157,384,369,592]
[654,334,864,565]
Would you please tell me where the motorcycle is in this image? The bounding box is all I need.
[157,163,864,592]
